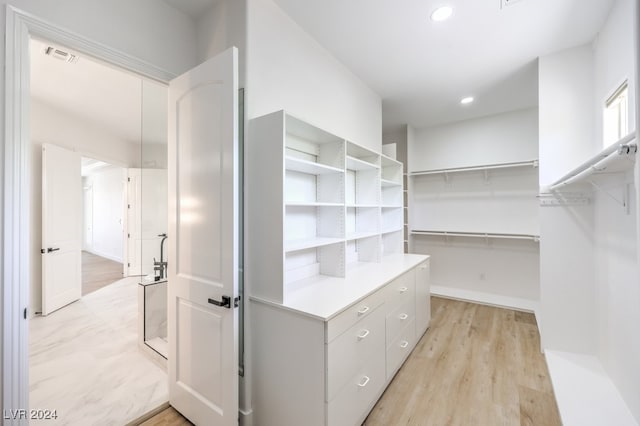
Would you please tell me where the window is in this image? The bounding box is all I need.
[603,81,629,147]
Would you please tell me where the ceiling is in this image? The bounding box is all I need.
[272,0,616,131]
[31,38,142,143]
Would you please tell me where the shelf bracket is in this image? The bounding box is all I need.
[587,180,629,212]
[483,169,489,184]
[443,172,449,184]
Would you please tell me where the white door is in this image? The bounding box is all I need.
[41,143,82,315]
[168,47,239,425]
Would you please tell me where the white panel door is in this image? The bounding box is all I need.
[168,47,239,425]
[41,143,82,315]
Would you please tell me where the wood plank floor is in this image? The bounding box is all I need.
[82,251,123,296]
[139,297,560,426]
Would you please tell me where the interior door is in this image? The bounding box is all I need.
[41,143,82,315]
[168,47,239,425]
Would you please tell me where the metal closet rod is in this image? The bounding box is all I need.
[410,230,540,241]
[410,160,538,176]
[549,132,637,191]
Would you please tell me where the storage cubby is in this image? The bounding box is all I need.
[248,111,407,303]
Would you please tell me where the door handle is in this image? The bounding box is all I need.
[44,247,60,253]
[208,295,240,309]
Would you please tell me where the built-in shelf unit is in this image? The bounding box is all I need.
[248,110,430,426]
[248,111,405,303]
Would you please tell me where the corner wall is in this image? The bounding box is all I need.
[246,0,381,151]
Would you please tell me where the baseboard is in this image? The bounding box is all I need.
[430,285,539,313]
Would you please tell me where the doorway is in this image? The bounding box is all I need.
[81,157,126,296]
[28,35,171,424]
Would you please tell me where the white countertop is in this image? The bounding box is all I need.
[250,253,429,321]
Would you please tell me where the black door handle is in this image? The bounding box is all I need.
[47,247,60,253]
[208,295,240,309]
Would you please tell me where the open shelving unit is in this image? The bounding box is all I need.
[248,111,405,303]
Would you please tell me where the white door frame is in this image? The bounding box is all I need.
[3,6,175,416]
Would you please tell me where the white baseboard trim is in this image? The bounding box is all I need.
[430,285,539,313]
[84,249,123,264]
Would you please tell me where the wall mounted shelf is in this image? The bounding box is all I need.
[410,159,539,177]
[549,132,637,191]
[285,156,344,175]
[411,230,540,242]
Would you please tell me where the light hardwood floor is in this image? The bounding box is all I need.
[140,297,561,426]
[82,250,123,295]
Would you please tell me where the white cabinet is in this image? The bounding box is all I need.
[250,257,430,426]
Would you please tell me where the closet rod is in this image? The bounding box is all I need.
[410,160,538,176]
[549,132,636,190]
[411,230,540,241]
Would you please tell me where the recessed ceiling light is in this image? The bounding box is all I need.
[431,6,453,22]
[460,96,474,105]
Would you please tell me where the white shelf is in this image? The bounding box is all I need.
[346,204,378,208]
[549,132,636,191]
[381,227,403,235]
[410,159,539,176]
[286,202,343,207]
[285,156,343,175]
[411,230,540,242]
[345,231,379,241]
[346,155,379,171]
[285,237,344,253]
[381,205,403,209]
[381,178,402,187]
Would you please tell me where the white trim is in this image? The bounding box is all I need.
[430,285,539,313]
[3,6,174,418]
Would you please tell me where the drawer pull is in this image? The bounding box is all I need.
[400,340,409,349]
[399,286,408,293]
[357,376,370,387]
[399,313,409,320]
[357,306,370,316]
[419,264,428,270]
[357,329,370,340]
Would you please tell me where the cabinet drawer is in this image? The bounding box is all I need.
[327,353,385,426]
[385,270,415,313]
[386,299,415,346]
[327,304,385,401]
[326,287,386,343]
[386,319,415,380]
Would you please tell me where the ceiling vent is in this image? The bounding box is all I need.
[501,0,525,8]
[44,46,79,64]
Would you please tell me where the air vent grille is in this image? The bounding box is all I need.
[44,46,79,64]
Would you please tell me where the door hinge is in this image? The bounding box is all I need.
[23,308,27,319]
[127,177,131,182]
[128,204,131,209]
[127,263,131,267]
[127,233,130,238]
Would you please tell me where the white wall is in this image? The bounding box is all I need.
[539,1,640,420]
[83,167,125,262]
[538,45,596,187]
[592,0,640,420]
[407,109,540,308]
[538,44,598,354]
[246,0,382,151]
[594,0,636,147]
[409,108,539,173]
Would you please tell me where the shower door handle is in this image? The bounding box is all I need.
[208,295,240,309]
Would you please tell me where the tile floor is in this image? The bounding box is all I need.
[29,277,168,425]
